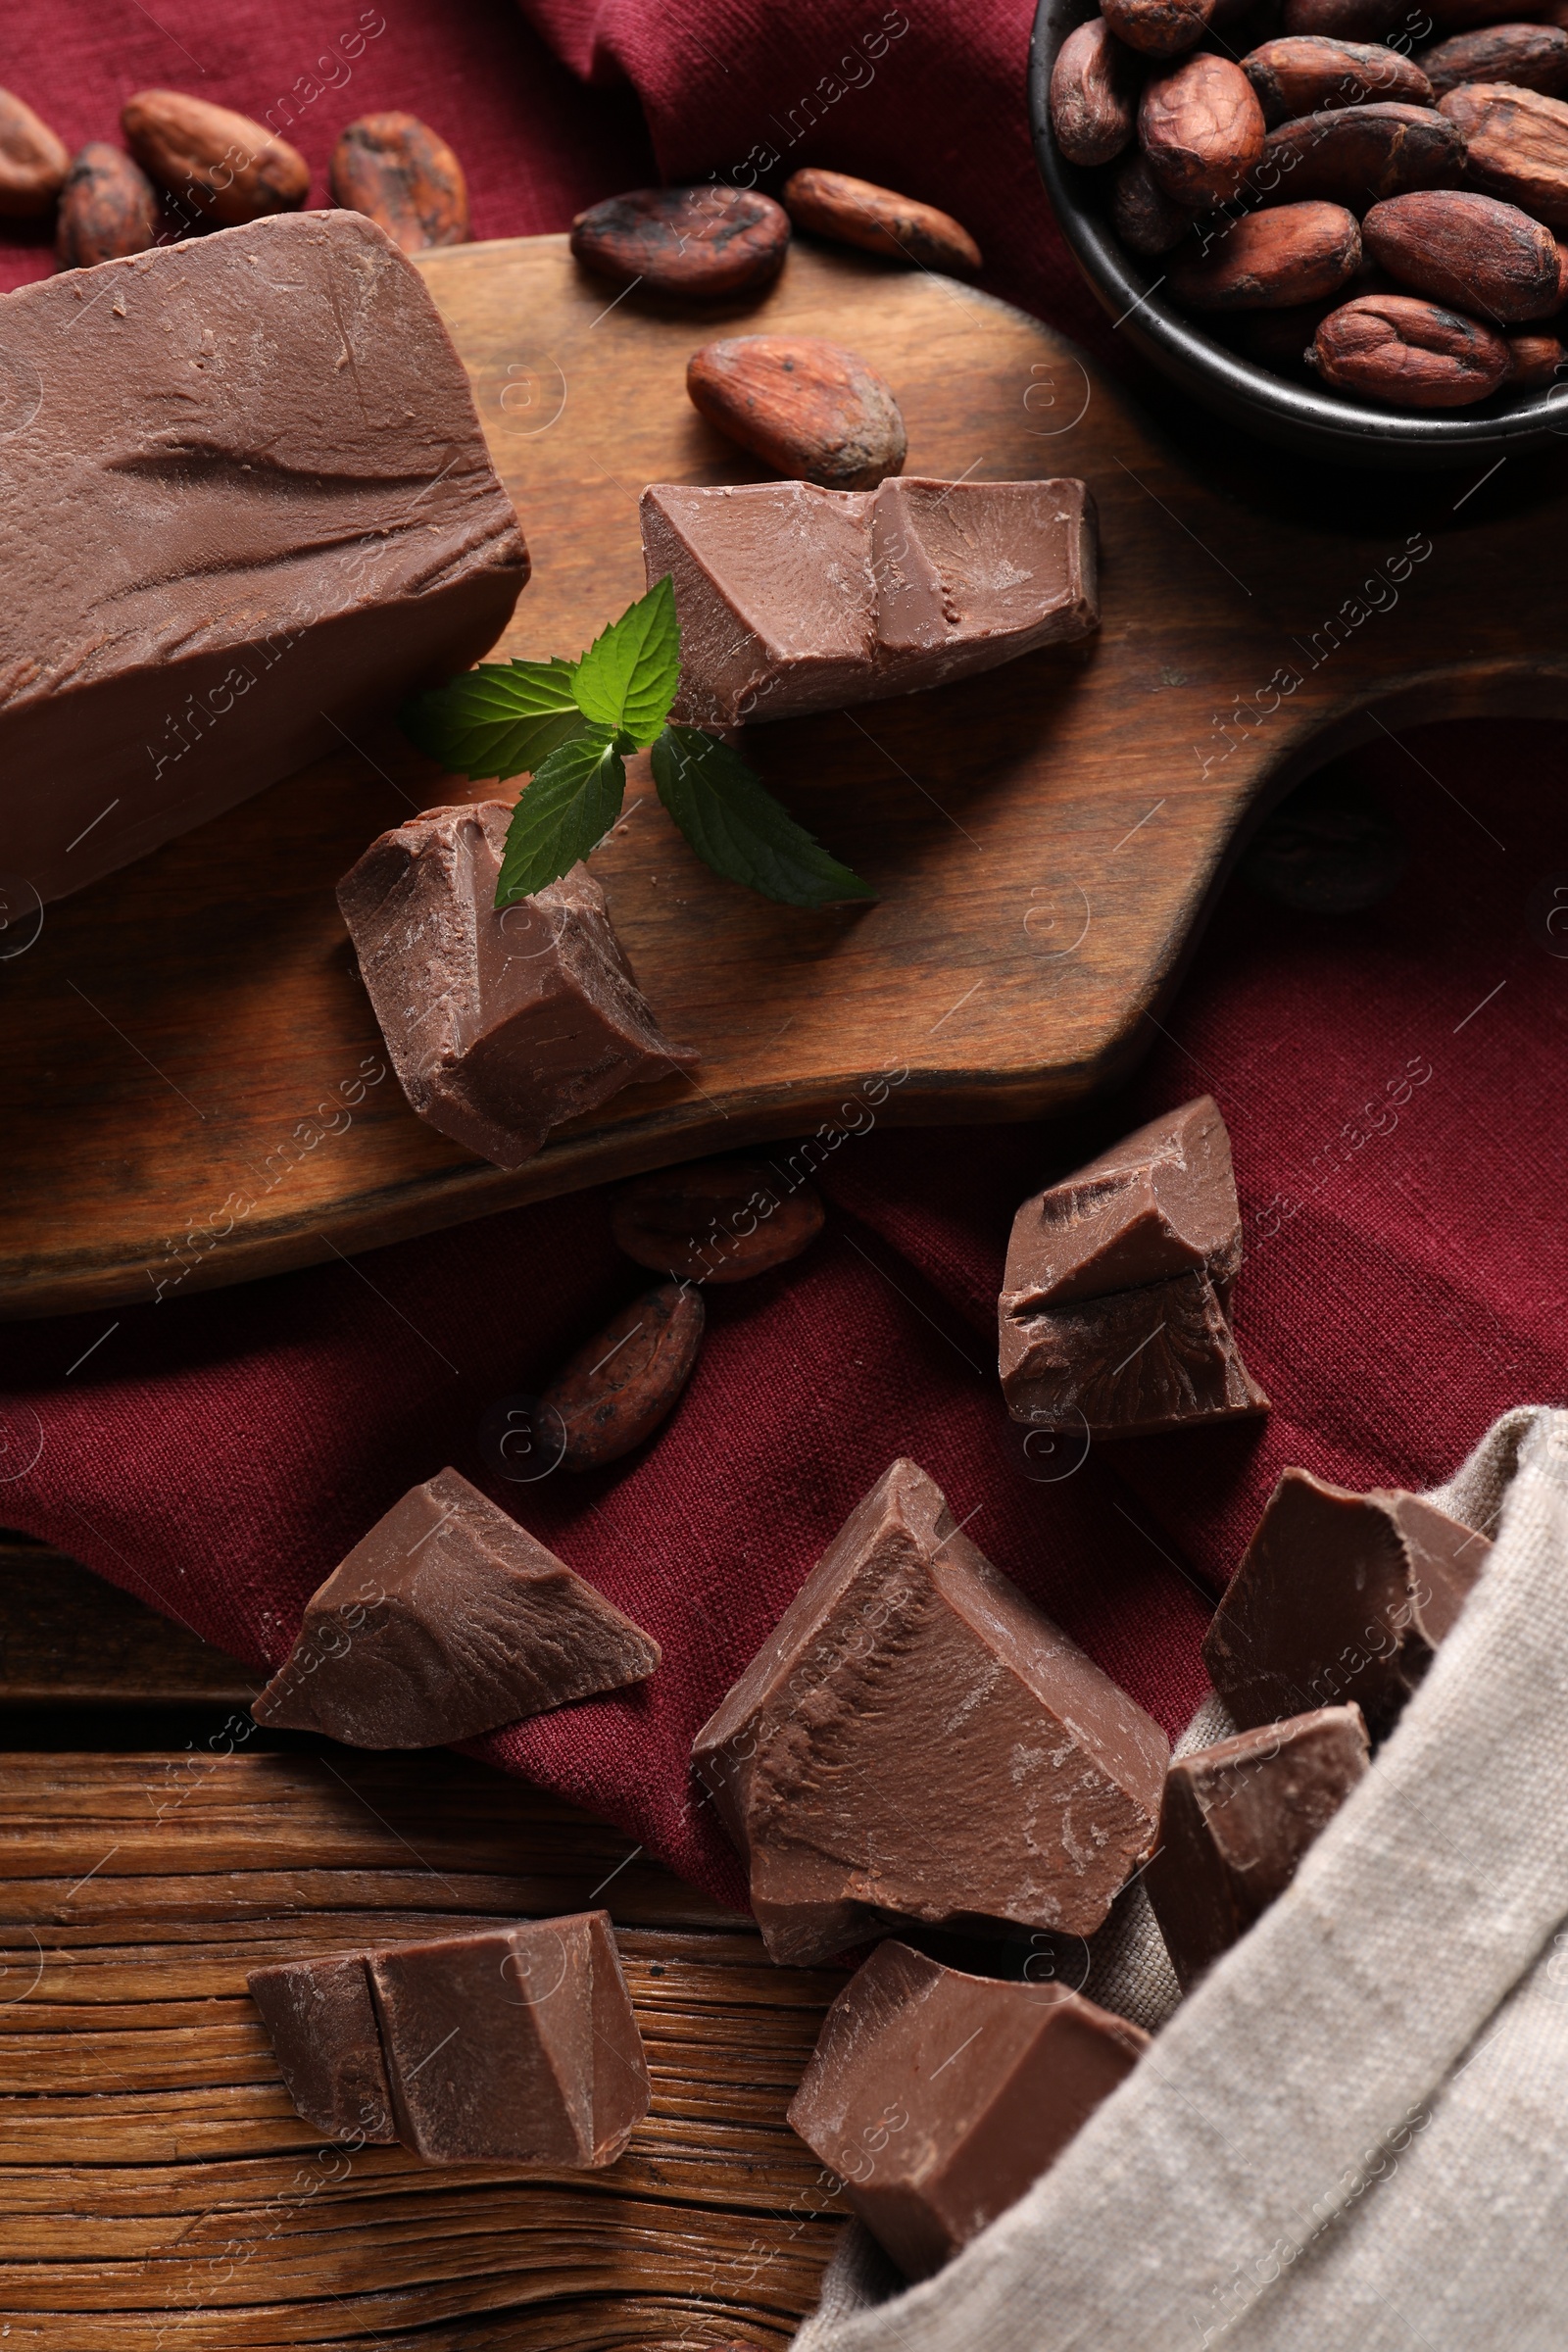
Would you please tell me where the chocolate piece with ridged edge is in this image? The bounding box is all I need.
[247,1951,397,2144]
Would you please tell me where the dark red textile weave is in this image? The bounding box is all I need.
[2,7,1564,1913]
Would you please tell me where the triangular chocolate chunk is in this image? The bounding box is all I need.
[247,1951,397,2143]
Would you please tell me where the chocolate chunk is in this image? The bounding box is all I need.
[693,1458,1168,1966]
[252,1465,661,1746]
[338,803,696,1171]
[611,1154,825,1282]
[538,1279,705,1470]
[570,185,790,297]
[247,1952,397,2144]
[4,212,528,906]
[1144,1703,1370,1990]
[1000,1268,1270,1439]
[368,1912,649,2165]
[788,1940,1148,2279]
[1202,1468,1491,1737]
[641,475,1099,731]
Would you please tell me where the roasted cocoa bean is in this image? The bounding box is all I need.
[1556,234,1568,294]
[570,185,790,297]
[1257,101,1466,208]
[55,143,161,268]
[1284,0,1429,37]
[1507,325,1565,376]
[1419,22,1568,92]
[687,335,906,490]
[122,90,309,225]
[780,168,982,274]
[1244,35,1435,121]
[1440,81,1568,221]
[1112,148,1198,250]
[1141,55,1269,205]
[1050,20,1144,167]
[1363,187,1560,316]
[612,1156,825,1284]
[1169,199,1362,305]
[537,1282,705,1471]
[330,113,468,254]
[1102,0,1217,60]
[1310,289,1511,398]
[0,86,69,217]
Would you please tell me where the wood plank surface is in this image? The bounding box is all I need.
[0,1536,258,1707]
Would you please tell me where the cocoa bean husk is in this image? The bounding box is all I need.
[1257,100,1467,208]
[538,1281,705,1471]
[122,88,309,226]
[1051,19,1144,166]
[570,185,790,297]
[55,143,161,268]
[0,85,69,217]
[1169,198,1363,305]
[1506,325,1565,377]
[1141,54,1269,205]
[687,335,906,490]
[329,113,468,255]
[1310,289,1511,398]
[780,168,982,274]
[1419,22,1568,94]
[1103,0,1218,60]
[1244,34,1435,121]
[1440,79,1568,222]
[1363,186,1560,317]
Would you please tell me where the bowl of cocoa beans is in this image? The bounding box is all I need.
[1030,0,1568,463]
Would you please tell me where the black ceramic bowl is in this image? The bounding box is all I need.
[1028,0,1568,468]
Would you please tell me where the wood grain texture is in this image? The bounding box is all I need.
[0,1537,258,1706]
[5,228,1566,1321]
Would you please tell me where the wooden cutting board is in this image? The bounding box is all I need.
[6,229,1567,1321]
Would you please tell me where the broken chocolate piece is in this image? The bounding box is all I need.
[247,1951,398,2144]
[1144,1703,1370,1991]
[368,1911,649,2165]
[788,1940,1148,2279]
[1000,1268,1269,1439]
[252,1464,661,1746]
[338,803,696,1171]
[1202,1468,1491,1737]
[641,475,1098,730]
[692,1458,1168,1967]
[2,211,527,906]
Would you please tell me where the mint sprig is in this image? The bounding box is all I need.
[398,576,873,910]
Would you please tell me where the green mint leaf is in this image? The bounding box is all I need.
[401,657,586,782]
[495,724,628,906]
[570,575,681,749]
[651,725,876,908]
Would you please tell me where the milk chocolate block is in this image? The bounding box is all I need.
[368,1912,648,2166]
[338,802,696,1170]
[252,1465,661,1746]
[1145,1703,1370,1992]
[1203,1468,1491,1737]
[788,1940,1148,2279]
[1,212,528,906]
[693,1458,1168,1966]
[641,475,1098,729]
[247,1952,397,2144]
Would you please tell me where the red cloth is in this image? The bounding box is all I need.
[2,8,1564,1911]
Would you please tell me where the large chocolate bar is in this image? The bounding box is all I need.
[1203,1468,1490,1736]
[2,212,527,905]
[1144,1703,1370,1991]
[692,1458,1168,1966]
[788,1940,1147,2278]
[247,1951,398,2144]
[338,802,696,1170]
[641,475,1098,728]
[252,1465,661,1746]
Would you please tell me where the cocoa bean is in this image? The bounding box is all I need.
[1363,186,1560,316]
[687,335,906,491]
[55,144,161,268]
[1050,21,1144,167]
[612,1156,825,1284]
[1102,0,1217,60]
[122,90,308,226]
[0,86,69,217]
[1507,324,1565,374]
[1257,101,1467,208]
[1112,149,1198,250]
[1244,35,1435,122]
[537,1282,704,1472]
[1284,0,1429,37]
[570,185,790,297]
[1141,56,1269,205]
[329,114,468,255]
[1556,234,1568,293]
[1439,81,1568,221]
[780,168,982,274]
[1310,289,1511,397]
[1169,199,1362,305]
[1420,22,1568,93]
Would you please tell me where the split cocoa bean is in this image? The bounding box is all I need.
[1168,200,1362,306]
[1141,55,1269,205]
[780,168,982,274]
[55,143,161,268]
[122,89,309,225]
[537,1281,705,1472]
[329,113,468,254]
[1363,186,1561,316]
[1310,289,1511,399]
[0,86,69,216]
[1440,81,1568,223]
[1257,100,1466,207]
[612,1156,825,1285]
[1050,20,1144,168]
[1507,326,1564,377]
[687,335,906,490]
[1112,149,1198,250]
[1419,23,1568,94]
[1102,0,1216,60]
[570,185,790,297]
[1243,35,1434,122]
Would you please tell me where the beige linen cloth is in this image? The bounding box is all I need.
[792,1405,1568,2351]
